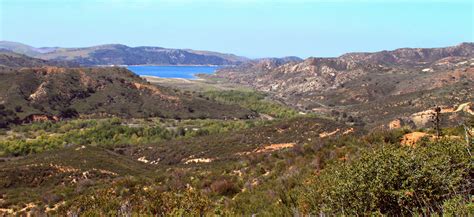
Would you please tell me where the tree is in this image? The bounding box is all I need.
[14,106,23,112]
[431,106,442,138]
[59,108,79,119]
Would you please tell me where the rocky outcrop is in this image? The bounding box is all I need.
[389,119,403,129]
[22,114,60,123]
[401,132,430,147]
[410,102,474,128]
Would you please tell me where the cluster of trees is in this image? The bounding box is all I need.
[330,109,364,125]
[0,118,264,156]
[203,90,299,118]
[0,118,171,156]
[177,119,262,138]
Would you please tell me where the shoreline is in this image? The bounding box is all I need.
[131,66,219,81]
[140,75,206,82]
[98,64,233,67]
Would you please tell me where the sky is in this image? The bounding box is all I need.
[0,0,472,58]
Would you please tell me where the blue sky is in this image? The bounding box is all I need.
[0,0,472,58]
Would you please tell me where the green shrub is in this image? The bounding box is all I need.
[442,195,474,216]
[61,182,212,216]
[298,139,471,215]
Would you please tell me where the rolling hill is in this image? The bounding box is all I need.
[0,41,249,66]
[0,50,76,68]
[0,65,255,127]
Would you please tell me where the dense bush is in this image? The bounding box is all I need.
[298,139,472,215]
[59,179,212,216]
[0,105,19,128]
[210,179,240,196]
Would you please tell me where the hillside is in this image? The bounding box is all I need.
[0,41,249,66]
[0,50,76,68]
[340,42,474,67]
[0,42,52,56]
[214,43,473,93]
[0,115,471,215]
[210,43,474,127]
[0,66,254,127]
[218,56,303,74]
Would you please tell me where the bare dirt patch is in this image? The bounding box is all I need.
[185,158,214,164]
[255,143,296,153]
[319,129,340,138]
[401,132,430,147]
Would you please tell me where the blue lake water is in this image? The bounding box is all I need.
[127,65,221,79]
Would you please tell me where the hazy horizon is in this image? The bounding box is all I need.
[1,0,473,58]
[1,39,472,60]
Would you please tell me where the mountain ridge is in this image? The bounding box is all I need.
[0,41,250,66]
[0,49,78,68]
[213,42,474,89]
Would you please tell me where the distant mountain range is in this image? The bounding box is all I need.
[0,41,250,66]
